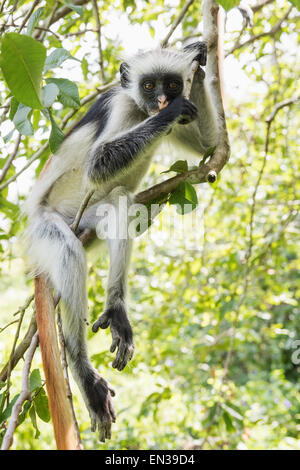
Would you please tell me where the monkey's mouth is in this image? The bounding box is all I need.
[149,102,169,116]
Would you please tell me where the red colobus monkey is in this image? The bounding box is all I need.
[24,42,217,441]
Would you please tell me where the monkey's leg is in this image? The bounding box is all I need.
[80,187,135,371]
[93,236,134,371]
[26,208,115,441]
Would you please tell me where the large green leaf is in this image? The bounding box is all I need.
[0,33,46,109]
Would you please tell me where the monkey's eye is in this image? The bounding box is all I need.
[168,82,179,90]
[143,81,155,91]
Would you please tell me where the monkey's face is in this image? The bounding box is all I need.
[139,73,184,116]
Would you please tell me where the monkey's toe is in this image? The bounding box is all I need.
[112,341,135,371]
[92,313,110,332]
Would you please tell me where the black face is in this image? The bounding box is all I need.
[139,73,183,115]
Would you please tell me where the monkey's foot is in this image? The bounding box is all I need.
[85,372,116,442]
[92,304,135,371]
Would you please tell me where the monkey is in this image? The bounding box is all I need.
[23,42,217,441]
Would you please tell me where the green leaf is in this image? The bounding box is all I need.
[81,57,88,80]
[216,0,240,10]
[0,394,19,421]
[26,7,44,36]
[162,160,188,174]
[18,400,31,425]
[222,411,236,432]
[61,0,84,15]
[222,403,243,421]
[46,78,80,108]
[41,83,59,107]
[48,110,64,153]
[199,146,216,166]
[29,405,41,438]
[288,0,300,10]
[13,103,33,135]
[0,195,19,217]
[9,97,19,121]
[44,48,77,72]
[169,181,198,214]
[3,129,14,143]
[30,369,42,392]
[0,33,46,109]
[34,389,50,422]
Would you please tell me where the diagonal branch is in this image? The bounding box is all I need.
[161,0,195,47]
[1,332,39,451]
[91,0,106,83]
[226,6,293,56]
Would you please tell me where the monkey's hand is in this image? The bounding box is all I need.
[169,95,198,125]
[183,41,207,66]
[92,303,134,371]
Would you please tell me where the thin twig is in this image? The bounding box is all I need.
[5,302,27,404]
[266,96,299,123]
[226,6,293,56]
[0,313,37,383]
[18,0,40,33]
[0,142,49,192]
[1,332,39,451]
[70,189,95,233]
[91,0,106,82]
[161,0,195,48]
[0,133,21,185]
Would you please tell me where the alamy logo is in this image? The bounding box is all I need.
[94,195,205,250]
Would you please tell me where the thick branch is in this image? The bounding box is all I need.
[34,275,80,450]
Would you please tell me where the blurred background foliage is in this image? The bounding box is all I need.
[0,0,299,450]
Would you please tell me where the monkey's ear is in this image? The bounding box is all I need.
[120,62,130,88]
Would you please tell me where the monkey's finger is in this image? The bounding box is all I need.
[110,336,120,353]
[91,416,97,432]
[113,342,128,371]
[108,385,116,397]
[92,314,110,332]
[108,400,116,422]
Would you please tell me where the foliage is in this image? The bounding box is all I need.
[0,0,299,450]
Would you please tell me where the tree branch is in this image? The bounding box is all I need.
[1,332,39,450]
[34,275,80,450]
[226,6,293,56]
[0,133,21,185]
[161,0,195,48]
[0,313,37,383]
[91,0,106,83]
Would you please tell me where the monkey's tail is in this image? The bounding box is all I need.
[25,207,115,438]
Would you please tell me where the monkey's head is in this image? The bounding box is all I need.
[120,48,193,116]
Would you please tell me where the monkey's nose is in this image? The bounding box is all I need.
[158,95,168,110]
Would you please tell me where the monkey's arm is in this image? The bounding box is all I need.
[189,67,218,151]
[87,96,197,184]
